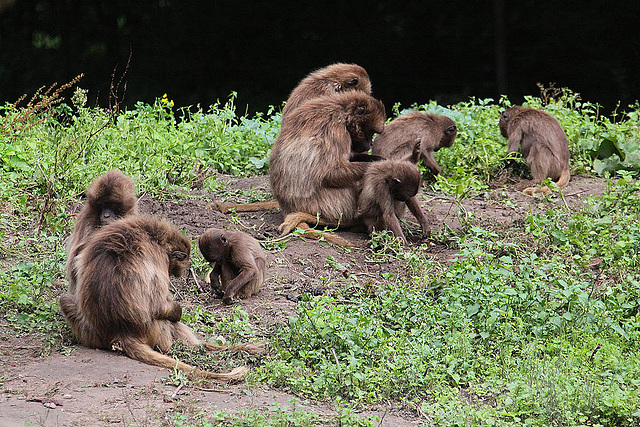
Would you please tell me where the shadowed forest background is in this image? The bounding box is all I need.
[1,0,639,114]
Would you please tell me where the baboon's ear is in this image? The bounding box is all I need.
[500,111,510,121]
[220,235,228,245]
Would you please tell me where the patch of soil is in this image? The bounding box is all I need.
[0,174,607,426]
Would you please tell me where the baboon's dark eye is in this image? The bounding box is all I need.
[345,78,358,88]
[172,251,187,261]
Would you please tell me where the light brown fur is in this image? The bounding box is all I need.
[372,111,457,175]
[499,106,570,195]
[358,160,422,243]
[59,215,264,381]
[65,170,138,294]
[198,228,267,304]
[281,63,371,124]
[371,113,455,235]
[270,91,386,242]
[214,63,373,214]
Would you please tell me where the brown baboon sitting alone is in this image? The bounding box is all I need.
[499,106,570,195]
[198,228,267,305]
[66,169,138,294]
[59,215,264,381]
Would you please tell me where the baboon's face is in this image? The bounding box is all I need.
[168,237,191,277]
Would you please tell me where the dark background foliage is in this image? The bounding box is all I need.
[1,0,639,114]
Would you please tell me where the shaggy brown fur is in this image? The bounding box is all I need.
[214,64,373,215]
[281,63,371,123]
[499,106,570,195]
[59,215,264,381]
[271,91,386,242]
[198,228,267,304]
[372,111,457,175]
[371,113,456,235]
[358,160,422,243]
[65,169,138,294]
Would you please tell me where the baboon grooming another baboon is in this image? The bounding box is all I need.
[281,63,371,123]
[66,169,138,293]
[198,228,267,305]
[214,63,373,214]
[499,106,570,195]
[372,111,457,176]
[271,91,385,243]
[358,159,422,243]
[59,215,263,381]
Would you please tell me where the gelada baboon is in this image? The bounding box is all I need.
[214,63,373,214]
[59,215,263,381]
[358,159,422,243]
[281,63,371,123]
[272,91,386,245]
[198,228,267,305]
[66,169,138,293]
[499,106,570,195]
[372,111,457,176]
[363,140,430,238]
[284,63,374,156]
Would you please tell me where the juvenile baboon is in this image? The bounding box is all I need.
[198,228,267,305]
[358,159,422,243]
[59,215,263,381]
[214,63,373,214]
[372,111,457,176]
[499,106,570,195]
[271,91,386,243]
[66,169,138,293]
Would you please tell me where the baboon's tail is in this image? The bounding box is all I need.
[213,200,279,213]
[556,167,570,189]
[202,341,268,355]
[118,336,248,382]
[279,212,356,248]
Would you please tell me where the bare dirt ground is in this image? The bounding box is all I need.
[0,174,607,426]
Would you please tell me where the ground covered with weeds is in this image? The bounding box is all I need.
[1,86,640,426]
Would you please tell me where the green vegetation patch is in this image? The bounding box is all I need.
[262,180,640,426]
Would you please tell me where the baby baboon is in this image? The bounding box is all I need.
[198,228,267,305]
[271,91,386,243]
[372,111,457,176]
[358,146,423,244]
[214,63,373,214]
[358,160,422,243]
[499,106,570,195]
[59,215,263,381]
[66,169,138,293]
